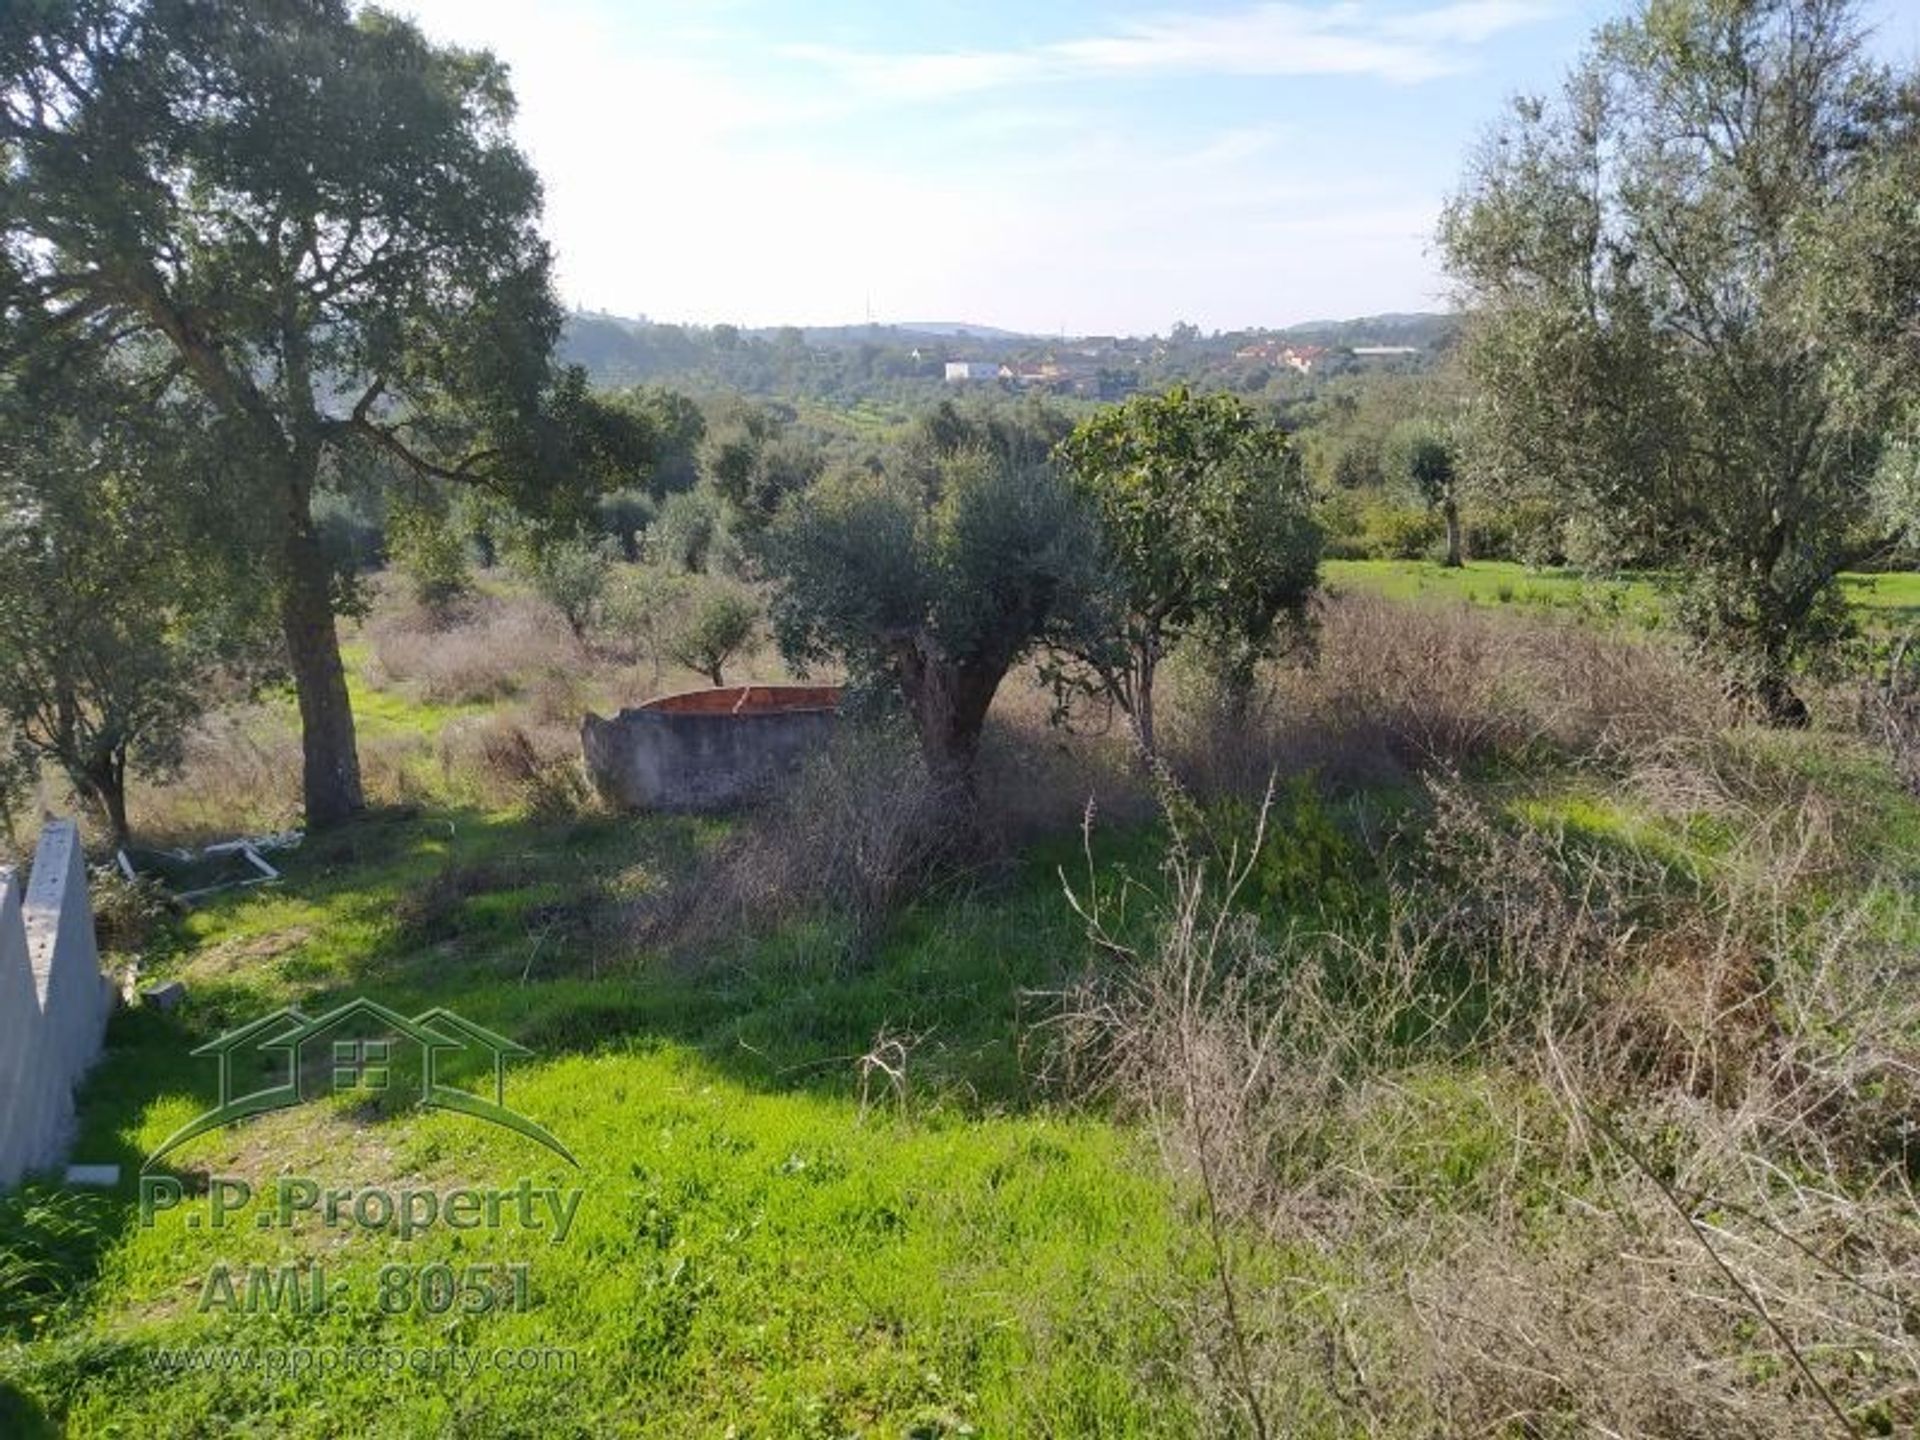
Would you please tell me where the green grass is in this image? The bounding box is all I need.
[337,642,493,742]
[1326,557,1920,631]
[1838,568,1920,624]
[0,805,1197,1436]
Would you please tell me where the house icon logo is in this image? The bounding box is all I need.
[145,997,576,1169]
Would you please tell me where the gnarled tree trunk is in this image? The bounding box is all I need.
[892,634,1004,803]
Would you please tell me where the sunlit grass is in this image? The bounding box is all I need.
[1326,557,1919,632]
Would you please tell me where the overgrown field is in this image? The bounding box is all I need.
[4,568,1920,1436]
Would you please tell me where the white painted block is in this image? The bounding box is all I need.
[0,821,112,1188]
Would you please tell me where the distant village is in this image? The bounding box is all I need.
[557,309,1450,400]
[932,333,1428,397]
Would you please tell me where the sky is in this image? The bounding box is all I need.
[392,0,1920,337]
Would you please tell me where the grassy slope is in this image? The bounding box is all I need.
[3,805,1195,1437]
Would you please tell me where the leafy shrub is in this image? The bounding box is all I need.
[385,498,471,615]
[510,533,617,638]
[650,485,727,573]
[1463,511,1514,562]
[1314,489,1371,560]
[601,564,689,678]
[595,488,654,561]
[1222,776,1374,923]
[1358,501,1444,560]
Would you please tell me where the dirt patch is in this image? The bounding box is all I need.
[180,925,314,982]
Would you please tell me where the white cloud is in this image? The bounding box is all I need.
[789,1,1556,97]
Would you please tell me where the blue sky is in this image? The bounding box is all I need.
[394,0,1920,336]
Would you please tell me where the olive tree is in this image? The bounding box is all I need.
[509,532,617,639]
[1388,422,1465,567]
[1053,386,1321,754]
[762,453,1104,795]
[1440,0,1920,722]
[665,581,759,687]
[0,0,643,826]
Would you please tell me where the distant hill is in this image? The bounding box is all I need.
[735,321,1036,344]
[1273,312,1459,348]
[874,321,1032,340]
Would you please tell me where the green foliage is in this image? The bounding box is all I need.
[611,385,707,497]
[698,404,824,532]
[898,396,1077,491]
[1054,386,1321,747]
[0,0,603,824]
[1440,0,1920,718]
[1389,423,1459,513]
[593,488,654,561]
[602,564,689,679]
[663,581,761,686]
[1359,502,1446,561]
[310,488,384,578]
[0,371,262,842]
[1219,777,1374,925]
[509,532,618,639]
[650,484,737,574]
[1871,437,1920,558]
[384,496,472,614]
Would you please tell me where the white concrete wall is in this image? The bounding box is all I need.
[0,820,110,1187]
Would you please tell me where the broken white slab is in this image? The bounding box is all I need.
[200,840,279,880]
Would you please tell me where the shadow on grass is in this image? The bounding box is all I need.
[247,804,1166,1114]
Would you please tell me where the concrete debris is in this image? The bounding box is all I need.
[139,979,186,1012]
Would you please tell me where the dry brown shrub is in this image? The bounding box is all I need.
[975,672,1156,842]
[135,709,304,843]
[362,587,584,706]
[1137,593,1729,822]
[641,722,958,962]
[437,713,591,818]
[1282,592,1727,771]
[1860,630,1920,798]
[1053,772,1920,1438]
